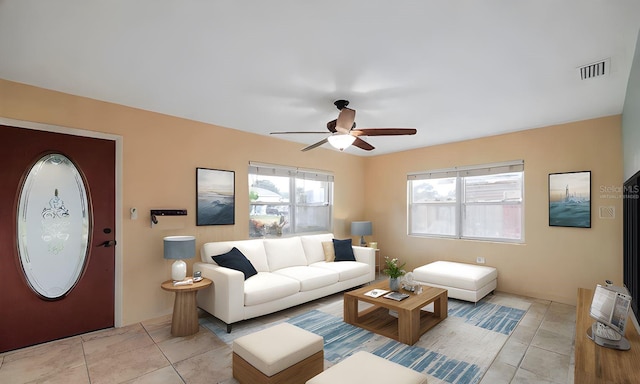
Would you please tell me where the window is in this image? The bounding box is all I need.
[408,160,524,242]
[249,162,333,238]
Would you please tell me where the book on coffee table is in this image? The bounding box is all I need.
[383,292,410,301]
[364,289,389,298]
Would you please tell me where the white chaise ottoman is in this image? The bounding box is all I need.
[413,261,497,303]
[306,351,428,384]
[233,323,324,384]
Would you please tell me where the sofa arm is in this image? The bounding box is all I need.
[193,262,245,325]
[352,246,376,281]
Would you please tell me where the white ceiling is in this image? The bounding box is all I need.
[1,1,639,156]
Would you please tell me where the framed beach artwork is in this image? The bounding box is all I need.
[548,171,591,228]
[196,168,235,226]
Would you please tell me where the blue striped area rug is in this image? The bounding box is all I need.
[203,298,528,384]
[375,339,480,384]
[288,310,489,384]
[287,300,526,384]
[448,299,526,335]
[287,310,376,362]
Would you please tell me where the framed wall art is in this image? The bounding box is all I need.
[196,168,235,226]
[548,171,591,228]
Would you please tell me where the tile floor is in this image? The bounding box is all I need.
[0,289,576,384]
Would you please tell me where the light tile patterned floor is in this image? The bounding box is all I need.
[0,290,576,384]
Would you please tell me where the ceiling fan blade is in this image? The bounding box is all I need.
[335,107,355,133]
[327,119,357,133]
[301,138,328,152]
[326,119,337,133]
[351,128,417,136]
[271,131,327,135]
[352,137,375,151]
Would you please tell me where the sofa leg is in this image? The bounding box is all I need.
[226,323,232,333]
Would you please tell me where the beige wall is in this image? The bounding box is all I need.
[0,79,367,325]
[0,78,623,324]
[365,115,623,305]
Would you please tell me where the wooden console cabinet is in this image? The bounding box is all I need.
[574,288,640,383]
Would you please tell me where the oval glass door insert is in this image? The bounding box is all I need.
[17,153,90,299]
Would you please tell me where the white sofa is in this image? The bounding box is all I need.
[194,233,376,332]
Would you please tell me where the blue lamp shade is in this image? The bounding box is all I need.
[164,236,195,281]
[351,221,372,247]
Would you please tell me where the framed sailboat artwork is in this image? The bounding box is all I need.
[548,171,591,228]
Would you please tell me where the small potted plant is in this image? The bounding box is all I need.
[383,257,406,291]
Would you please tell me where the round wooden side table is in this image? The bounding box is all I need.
[161,278,212,337]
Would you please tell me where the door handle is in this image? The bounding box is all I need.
[98,240,117,247]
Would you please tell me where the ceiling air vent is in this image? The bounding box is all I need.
[578,58,610,80]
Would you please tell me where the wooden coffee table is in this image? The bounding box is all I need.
[344,280,447,345]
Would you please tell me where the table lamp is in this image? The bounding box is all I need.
[164,235,195,281]
[351,221,372,247]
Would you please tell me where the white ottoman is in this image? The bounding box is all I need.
[413,261,497,303]
[233,323,324,384]
[306,351,428,384]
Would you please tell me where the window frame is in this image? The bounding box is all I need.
[408,160,524,243]
[249,162,334,238]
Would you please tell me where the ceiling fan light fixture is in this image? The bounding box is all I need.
[273,100,416,152]
[327,134,356,151]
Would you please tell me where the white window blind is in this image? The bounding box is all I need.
[408,160,524,242]
[249,162,334,182]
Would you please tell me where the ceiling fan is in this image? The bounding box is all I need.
[270,100,417,151]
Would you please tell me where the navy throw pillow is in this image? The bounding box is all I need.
[212,247,258,280]
[332,238,356,262]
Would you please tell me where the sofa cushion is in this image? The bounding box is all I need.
[263,237,307,271]
[233,240,271,272]
[203,239,269,272]
[322,242,335,262]
[332,238,356,262]
[274,266,339,292]
[244,273,300,306]
[300,233,334,264]
[310,261,369,281]
[211,247,258,280]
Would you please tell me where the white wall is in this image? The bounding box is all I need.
[623,30,640,180]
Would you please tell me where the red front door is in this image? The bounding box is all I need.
[0,124,116,353]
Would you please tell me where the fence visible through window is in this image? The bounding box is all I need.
[408,160,524,242]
